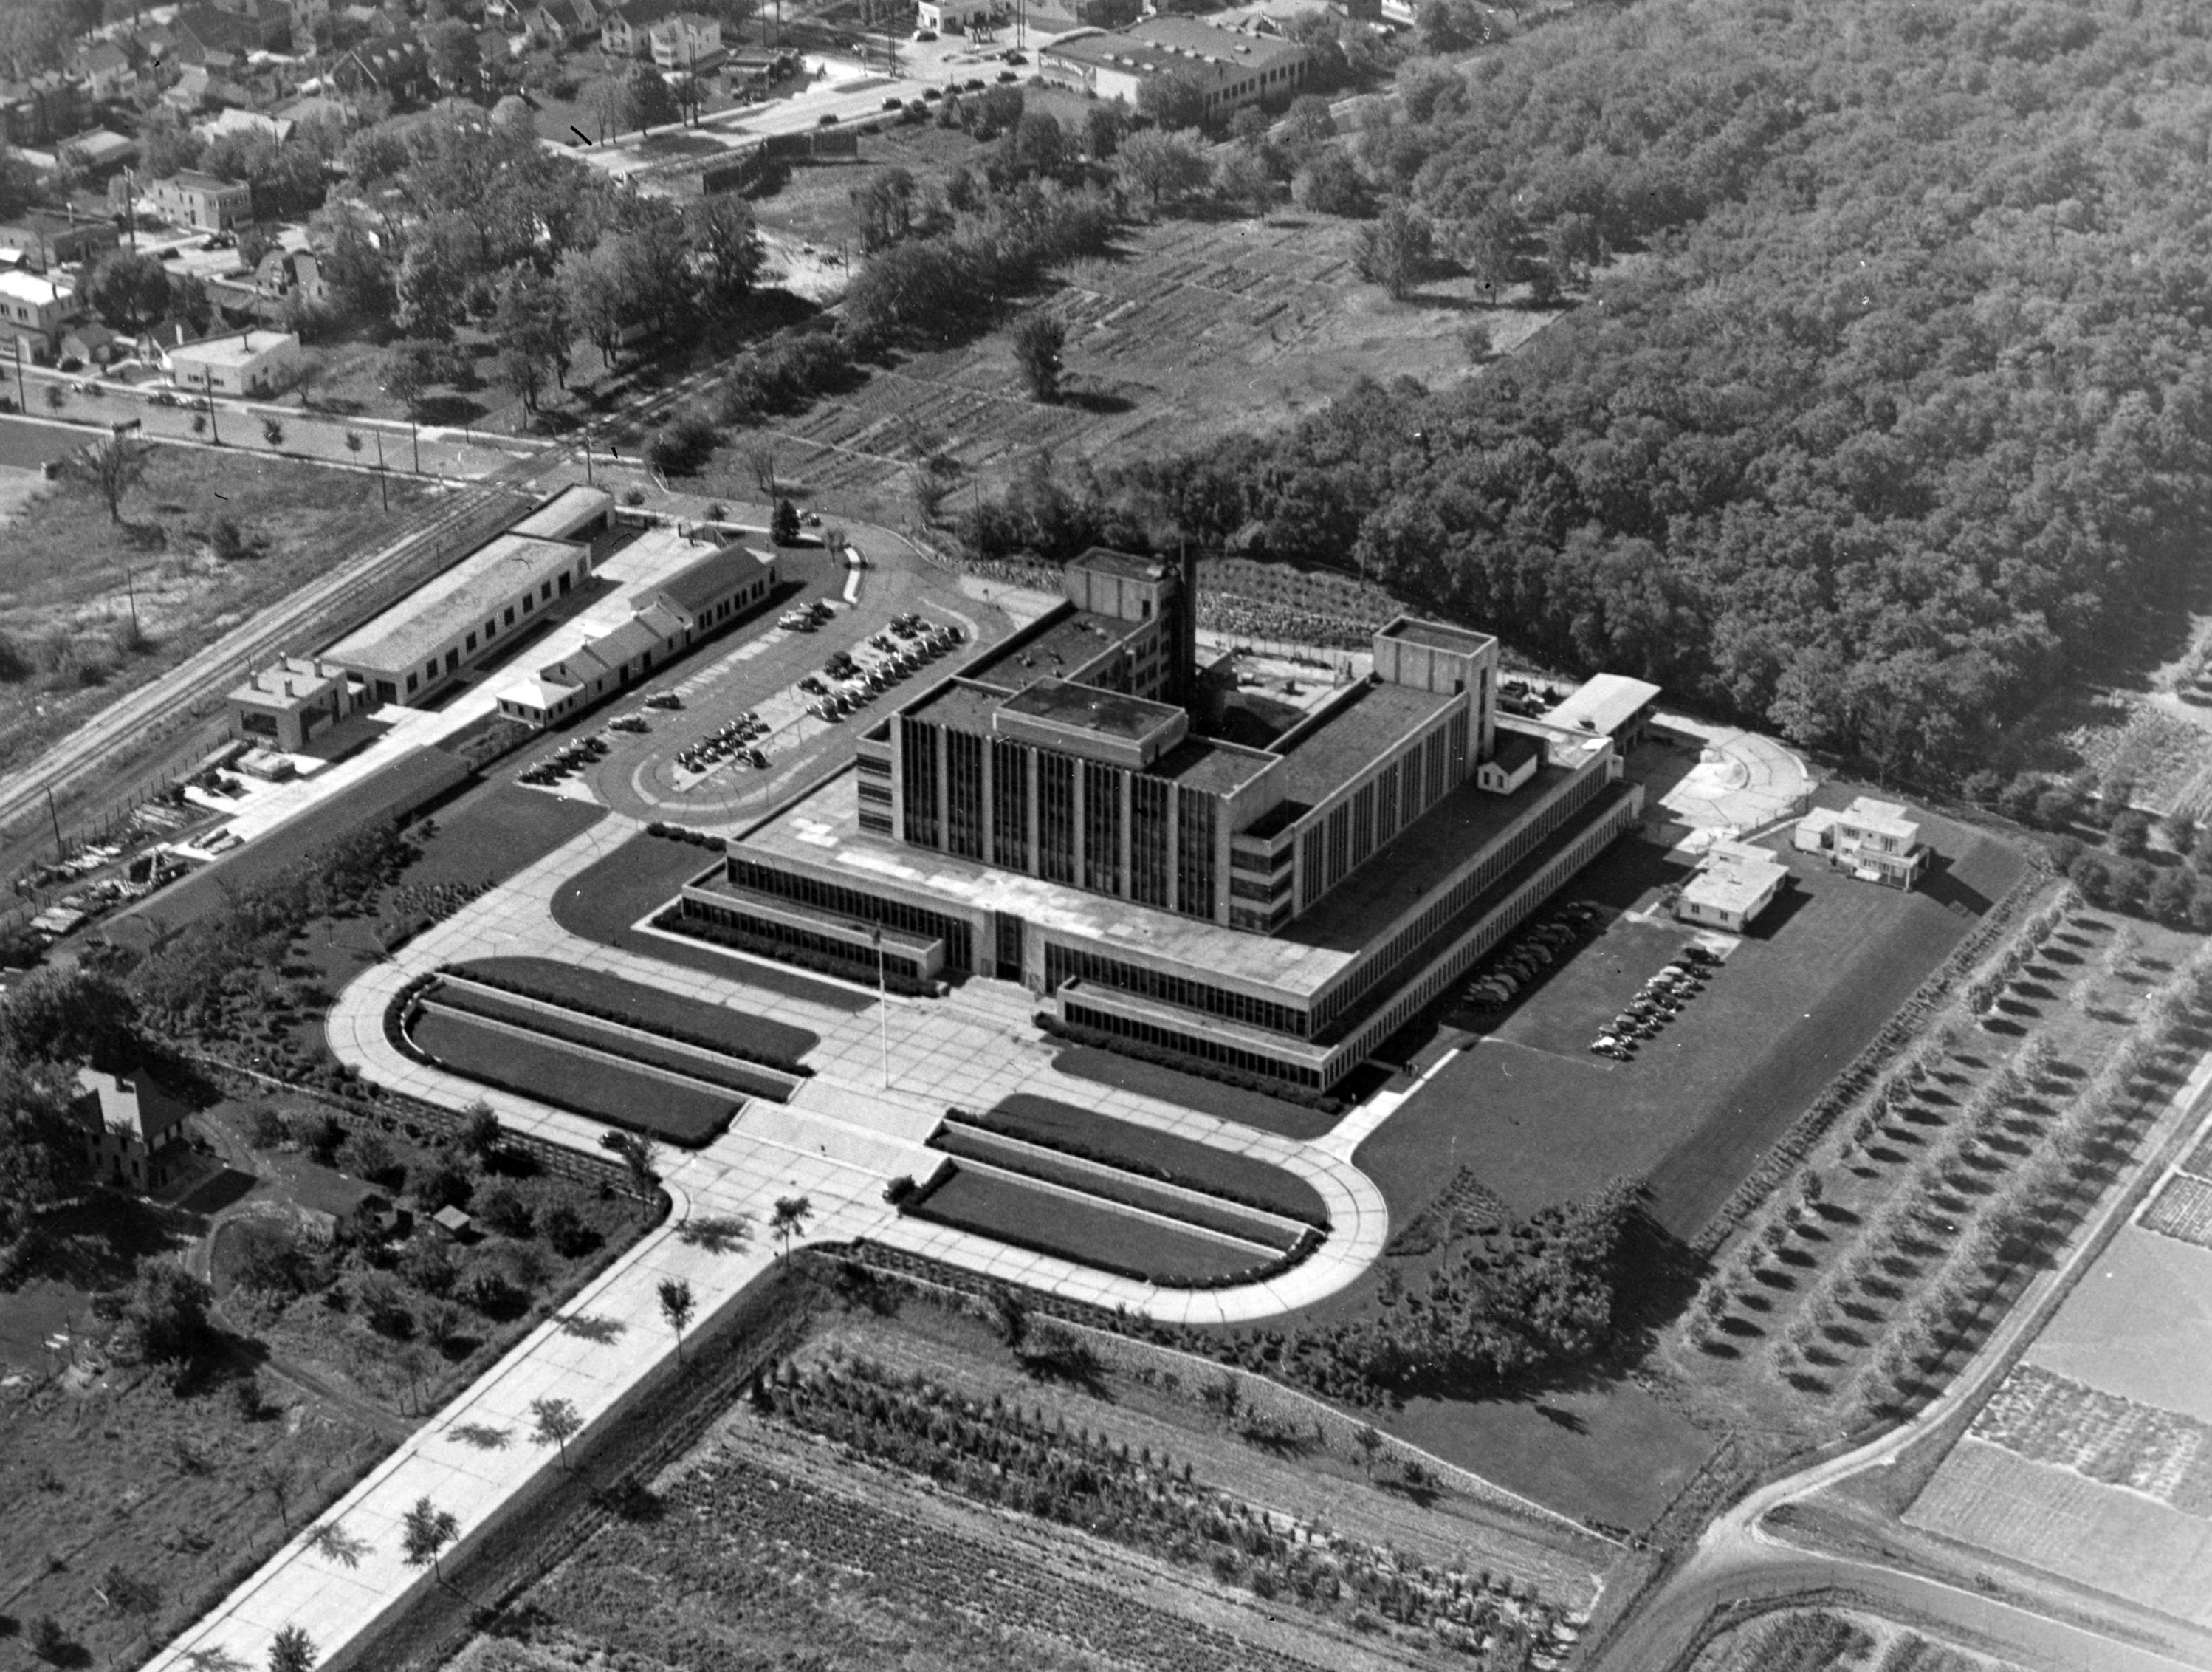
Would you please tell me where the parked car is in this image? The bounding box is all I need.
[609,715,648,733]
[913,25,937,38]
[645,693,682,710]
[817,112,840,126]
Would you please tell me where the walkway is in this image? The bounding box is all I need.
[152,802,1395,1670]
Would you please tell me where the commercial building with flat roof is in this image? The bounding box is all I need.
[683,549,1643,1092]
[144,168,251,231]
[1038,17,1311,115]
[326,531,591,707]
[227,654,351,751]
[1677,839,1789,932]
[1533,671,1662,751]
[166,327,303,397]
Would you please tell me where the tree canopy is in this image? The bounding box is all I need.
[981,0,2212,785]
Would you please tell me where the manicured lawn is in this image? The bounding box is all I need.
[908,1163,1271,1286]
[1047,1044,1339,1142]
[401,782,609,894]
[549,832,873,1013]
[409,1007,740,1144]
[972,1094,1329,1227]
[450,952,819,1065]
[1362,815,2027,1243]
[930,1125,1302,1250]
[423,990,793,1101]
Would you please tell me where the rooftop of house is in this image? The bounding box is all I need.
[323,532,580,674]
[72,1064,190,1143]
[1683,840,1791,916]
[1541,671,1662,738]
[157,167,251,193]
[648,540,770,616]
[1836,795,1920,841]
[0,269,71,306]
[1272,677,1461,809]
[171,327,298,366]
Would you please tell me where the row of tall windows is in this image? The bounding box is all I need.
[1045,944,1305,1036]
[1131,775,1172,909]
[724,860,975,970]
[899,717,939,849]
[1062,1002,1322,1089]
[992,738,1030,870]
[1082,760,1122,894]
[1176,787,1215,919]
[945,729,986,860]
[1039,753,1076,883]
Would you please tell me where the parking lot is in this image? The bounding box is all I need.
[508,539,1004,827]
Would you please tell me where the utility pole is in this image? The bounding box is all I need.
[411,414,421,473]
[12,338,24,411]
[47,786,63,861]
[374,428,388,511]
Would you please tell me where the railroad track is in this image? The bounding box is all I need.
[0,453,548,851]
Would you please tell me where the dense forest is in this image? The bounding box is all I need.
[979,0,2212,784]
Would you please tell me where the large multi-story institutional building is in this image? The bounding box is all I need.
[680,549,1646,1094]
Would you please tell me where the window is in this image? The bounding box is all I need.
[504,606,515,626]
[465,632,477,652]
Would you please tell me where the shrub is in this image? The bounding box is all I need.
[541,1201,597,1257]
[647,410,719,476]
[478,1182,535,1240]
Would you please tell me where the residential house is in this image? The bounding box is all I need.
[73,1064,192,1193]
[145,168,253,231]
[59,319,121,366]
[599,0,678,56]
[195,106,297,146]
[526,0,601,48]
[253,247,326,307]
[329,31,432,102]
[0,75,83,148]
[167,5,276,64]
[0,268,80,360]
[292,1166,394,1244]
[334,1,396,38]
[0,208,120,274]
[166,326,303,395]
[648,10,723,72]
[75,41,137,102]
[1793,797,1929,889]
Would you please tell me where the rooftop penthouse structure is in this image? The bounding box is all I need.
[684,552,1646,1094]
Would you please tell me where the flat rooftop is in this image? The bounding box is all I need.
[1073,546,1170,583]
[323,532,579,674]
[999,677,1181,744]
[1151,734,1277,797]
[1275,679,1461,809]
[1543,672,1662,737]
[173,329,295,366]
[511,484,613,540]
[1381,617,1497,656]
[910,678,1015,734]
[965,606,1147,692]
[737,753,1598,1001]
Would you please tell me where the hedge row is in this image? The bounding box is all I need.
[650,906,946,998]
[433,967,809,1077]
[645,823,729,852]
[899,1174,1323,1292]
[1035,1013,1346,1116]
[940,1109,1330,1231]
[1692,865,2047,1257]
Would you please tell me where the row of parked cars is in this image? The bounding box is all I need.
[518,733,610,787]
[798,614,961,722]
[777,599,836,634]
[1461,901,1602,1010]
[1590,946,1720,1060]
[678,711,772,776]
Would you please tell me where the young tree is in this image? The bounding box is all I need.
[770,1195,812,1261]
[658,1276,695,1361]
[687,193,764,309]
[60,432,148,525]
[613,1131,659,1202]
[1116,129,1210,213]
[1010,312,1065,403]
[399,1496,459,1583]
[460,1102,502,1159]
[85,251,173,332]
[1354,201,1432,299]
[255,1456,300,1532]
[381,338,449,420]
[529,1395,583,1467]
[268,1623,317,1672]
[97,1564,160,1649]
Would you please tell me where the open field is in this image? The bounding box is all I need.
[0,440,433,775]
[1906,1437,2212,1626]
[969,1094,1330,1224]
[453,1290,1609,1672]
[2141,1171,2212,1248]
[708,212,1543,523]
[450,953,818,1064]
[1363,812,2026,1243]
[549,829,874,1010]
[408,1007,741,1142]
[2026,1224,2212,1423]
[931,1124,1304,1250]
[908,1161,1277,1285]
[1689,1608,2018,1672]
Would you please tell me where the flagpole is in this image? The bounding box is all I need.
[876,924,890,1088]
